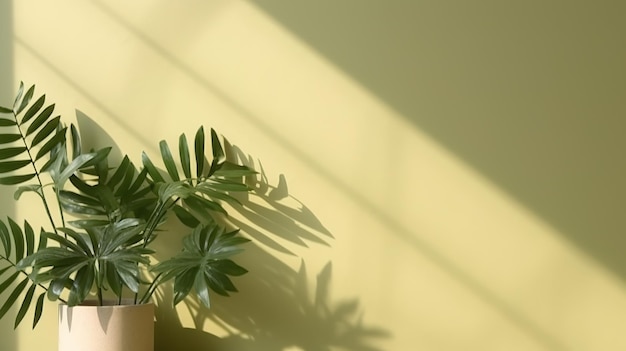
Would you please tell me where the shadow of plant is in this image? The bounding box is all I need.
[153,145,389,351]
[225,142,334,255]
[73,113,388,351]
[155,257,390,351]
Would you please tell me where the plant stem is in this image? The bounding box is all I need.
[14,111,60,235]
[55,188,66,228]
[0,256,67,304]
[141,200,168,247]
[138,272,163,304]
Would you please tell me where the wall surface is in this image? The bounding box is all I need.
[1,1,626,350]
[0,0,15,350]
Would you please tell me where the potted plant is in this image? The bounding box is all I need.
[0,82,256,351]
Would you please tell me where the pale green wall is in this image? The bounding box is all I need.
[1,1,626,350]
[253,0,626,281]
[0,1,15,350]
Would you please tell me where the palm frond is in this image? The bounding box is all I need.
[142,127,256,228]
[151,221,249,308]
[0,218,49,328]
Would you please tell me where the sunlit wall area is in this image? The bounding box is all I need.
[4,1,626,350]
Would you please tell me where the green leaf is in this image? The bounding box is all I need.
[32,255,90,282]
[124,197,154,214]
[30,116,60,147]
[194,269,211,308]
[206,158,221,178]
[210,128,225,162]
[173,268,197,305]
[92,152,109,185]
[115,263,140,293]
[141,152,165,183]
[0,134,22,144]
[59,190,100,207]
[194,127,205,178]
[24,221,35,255]
[185,194,227,215]
[35,127,67,161]
[0,173,35,185]
[70,124,81,160]
[47,279,67,301]
[0,277,29,320]
[37,229,47,251]
[25,104,55,136]
[152,222,248,305]
[195,187,242,206]
[0,221,11,257]
[204,271,231,296]
[60,200,106,216]
[105,262,122,297]
[210,259,248,276]
[43,231,86,255]
[125,167,148,196]
[0,147,27,160]
[15,85,35,114]
[0,160,31,173]
[12,82,24,112]
[14,283,36,328]
[213,162,257,177]
[76,147,111,170]
[172,205,200,228]
[204,179,251,192]
[53,148,104,187]
[105,220,144,249]
[157,182,192,201]
[0,106,12,114]
[69,175,98,197]
[0,118,16,126]
[159,140,179,181]
[38,150,62,174]
[21,94,45,124]
[94,184,120,216]
[32,292,45,329]
[0,266,12,278]
[67,219,110,230]
[68,265,94,306]
[8,218,24,262]
[0,174,36,185]
[13,254,35,271]
[179,133,191,180]
[107,156,130,189]
[85,229,100,257]
[57,228,92,255]
[0,272,19,295]
[114,165,135,197]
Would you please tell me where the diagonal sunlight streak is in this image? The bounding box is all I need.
[13,36,157,158]
[11,1,626,349]
[77,1,586,349]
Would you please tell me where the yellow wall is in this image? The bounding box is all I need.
[2,0,626,350]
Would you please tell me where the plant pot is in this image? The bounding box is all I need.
[58,301,154,351]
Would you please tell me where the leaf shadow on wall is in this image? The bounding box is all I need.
[236,259,389,351]
[73,115,389,351]
[153,144,390,351]
[155,257,390,351]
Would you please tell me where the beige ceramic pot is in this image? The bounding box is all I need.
[58,301,154,351]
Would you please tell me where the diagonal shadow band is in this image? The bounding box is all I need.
[15,2,570,348]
